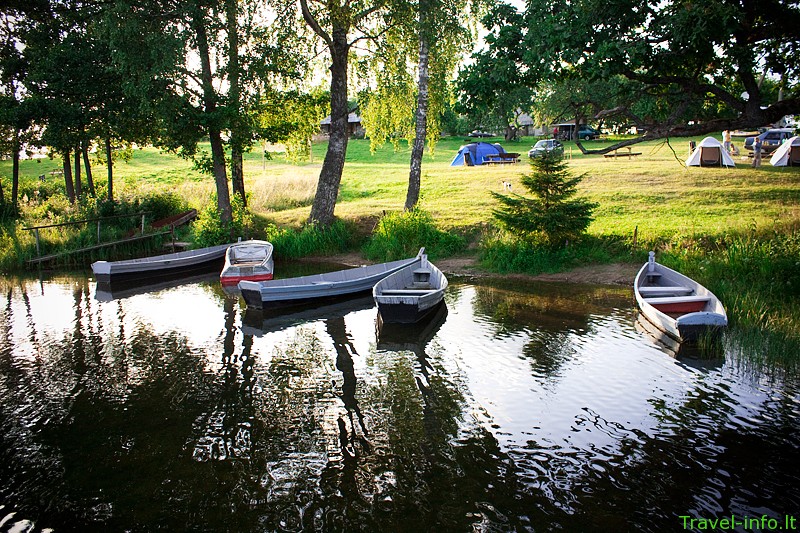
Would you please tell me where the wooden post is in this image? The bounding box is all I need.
[171,224,176,251]
[632,225,638,252]
[97,220,101,243]
[34,228,40,257]
[141,214,145,234]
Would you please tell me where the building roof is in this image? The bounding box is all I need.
[320,112,361,125]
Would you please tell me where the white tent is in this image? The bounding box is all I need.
[686,136,736,167]
[769,136,800,166]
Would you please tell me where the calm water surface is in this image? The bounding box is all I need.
[0,268,798,532]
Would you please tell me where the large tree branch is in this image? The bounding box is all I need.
[575,97,800,155]
[299,0,332,48]
[622,68,744,112]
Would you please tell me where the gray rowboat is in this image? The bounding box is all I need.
[92,243,230,284]
[372,251,447,324]
[239,249,424,309]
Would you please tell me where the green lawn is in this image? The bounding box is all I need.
[3,135,799,242]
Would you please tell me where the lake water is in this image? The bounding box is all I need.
[0,269,798,532]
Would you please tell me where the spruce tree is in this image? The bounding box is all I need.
[492,151,598,247]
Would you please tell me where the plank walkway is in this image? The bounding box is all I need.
[25,209,197,265]
[27,231,172,264]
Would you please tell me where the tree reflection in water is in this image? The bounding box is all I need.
[327,315,370,455]
[0,275,798,531]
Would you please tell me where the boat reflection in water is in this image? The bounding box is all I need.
[634,312,725,369]
[376,301,448,353]
[0,275,798,532]
[94,270,221,301]
[240,295,375,337]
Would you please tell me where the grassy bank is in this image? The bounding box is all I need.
[6,135,798,237]
[4,135,799,260]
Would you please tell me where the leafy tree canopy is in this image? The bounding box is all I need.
[455,3,534,139]
[523,0,800,137]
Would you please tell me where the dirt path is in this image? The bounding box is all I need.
[299,252,639,287]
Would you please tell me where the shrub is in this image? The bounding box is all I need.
[492,151,598,247]
[265,219,356,259]
[479,229,631,274]
[192,195,252,247]
[363,208,466,262]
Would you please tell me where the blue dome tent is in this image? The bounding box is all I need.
[450,142,505,166]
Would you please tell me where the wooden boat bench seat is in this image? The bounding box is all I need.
[644,295,711,314]
[380,289,439,295]
[643,295,710,304]
[231,260,263,267]
[644,271,662,283]
[638,286,693,296]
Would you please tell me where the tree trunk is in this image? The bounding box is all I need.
[406,27,430,211]
[63,151,75,204]
[11,130,20,209]
[194,5,232,225]
[82,142,95,197]
[226,0,246,207]
[209,129,232,223]
[105,138,113,201]
[231,149,245,206]
[309,29,350,226]
[73,145,82,199]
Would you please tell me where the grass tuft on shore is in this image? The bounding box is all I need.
[363,208,467,262]
[265,219,358,259]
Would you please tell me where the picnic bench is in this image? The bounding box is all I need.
[484,153,520,164]
[603,147,642,159]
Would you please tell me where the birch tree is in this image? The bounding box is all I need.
[361,0,484,211]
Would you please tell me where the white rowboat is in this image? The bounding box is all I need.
[634,251,727,342]
[220,240,274,285]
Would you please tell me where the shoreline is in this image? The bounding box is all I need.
[296,252,640,287]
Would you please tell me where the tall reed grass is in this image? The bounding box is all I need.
[478,229,635,274]
[264,220,358,259]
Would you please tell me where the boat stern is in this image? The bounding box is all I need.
[238,281,265,309]
[92,261,112,283]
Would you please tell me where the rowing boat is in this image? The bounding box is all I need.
[219,240,274,285]
[634,251,727,342]
[238,249,424,309]
[372,251,447,324]
[91,243,230,284]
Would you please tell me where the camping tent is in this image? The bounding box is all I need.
[450,142,505,166]
[769,136,800,166]
[685,136,736,167]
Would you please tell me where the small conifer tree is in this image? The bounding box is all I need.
[491,151,598,247]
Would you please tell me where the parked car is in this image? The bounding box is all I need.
[744,128,795,154]
[528,139,564,158]
[576,125,601,141]
[468,130,493,138]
